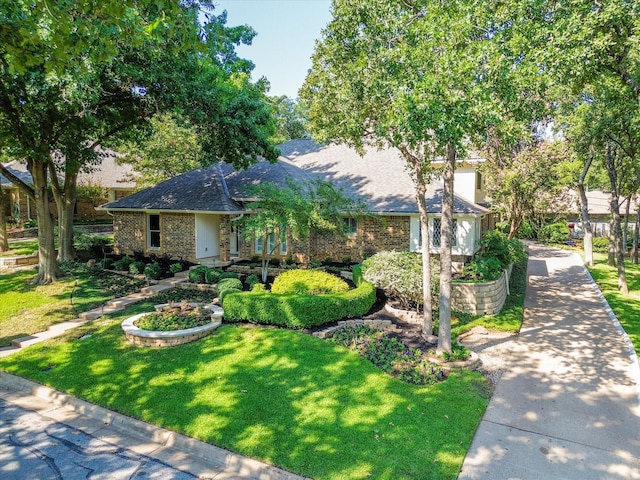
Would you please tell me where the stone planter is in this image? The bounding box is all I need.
[427,350,481,371]
[122,304,224,347]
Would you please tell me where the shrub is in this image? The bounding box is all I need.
[223,267,376,328]
[251,282,266,292]
[361,251,440,309]
[170,263,183,274]
[271,269,349,295]
[205,269,223,284]
[129,261,146,275]
[98,258,114,270]
[538,222,570,245]
[188,265,209,284]
[462,256,503,281]
[245,274,260,288]
[113,255,134,272]
[144,262,161,280]
[217,277,243,295]
[219,271,240,280]
[331,325,446,385]
[219,287,242,305]
[592,236,609,253]
[479,230,526,269]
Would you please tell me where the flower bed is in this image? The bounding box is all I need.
[122,303,223,347]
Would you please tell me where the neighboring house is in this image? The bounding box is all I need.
[100,139,492,266]
[568,190,638,238]
[0,148,136,224]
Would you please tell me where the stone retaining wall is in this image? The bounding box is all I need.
[451,264,513,316]
[0,252,39,269]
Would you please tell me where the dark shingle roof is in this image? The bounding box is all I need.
[101,164,241,213]
[101,139,490,216]
[280,139,489,215]
[1,149,135,190]
[220,157,312,201]
[0,161,32,188]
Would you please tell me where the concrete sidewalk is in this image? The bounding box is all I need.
[459,244,640,479]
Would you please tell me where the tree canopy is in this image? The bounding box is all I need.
[0,1,278,283]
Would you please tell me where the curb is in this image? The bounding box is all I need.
[0,372,308,480]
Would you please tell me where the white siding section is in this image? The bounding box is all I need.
[410,215,481,256]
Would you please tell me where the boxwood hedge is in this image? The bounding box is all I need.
[222,266,376,328]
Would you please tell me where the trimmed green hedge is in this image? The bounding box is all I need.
[271,269,349,295]
[222,266,376,328]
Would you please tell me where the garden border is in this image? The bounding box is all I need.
[121,307,223,347]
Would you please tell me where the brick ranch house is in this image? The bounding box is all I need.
[99,138,493,266]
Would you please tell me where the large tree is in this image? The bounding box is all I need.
[236,178,363,282]
[302,0,499,352]
[0,1,278,283]
[494,0,640,290]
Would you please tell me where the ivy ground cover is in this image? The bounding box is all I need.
[0,299,490,480]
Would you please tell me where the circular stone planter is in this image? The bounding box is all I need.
[427,350,481,371]
[122,304,224,347]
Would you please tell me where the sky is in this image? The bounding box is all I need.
[213,0,333,99]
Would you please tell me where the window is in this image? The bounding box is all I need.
[432,218,441,248]
[475,171,482,190]
[343,217,357,236]
[256,229,288,255]
[148,214,161,249]
[255,235,264,254]
[432,218,457,248]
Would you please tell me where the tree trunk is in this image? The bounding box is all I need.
[604,145,628,293]
[577,151,594,266]
[29,159,60,284]
[633,207,639,264]
[610,195,629,293]
[623,195,631,256]
[414,163,433,336]
[54,173,78,262]
[608,215,616,266]
[0,184,9,252]
[437,144,455,354]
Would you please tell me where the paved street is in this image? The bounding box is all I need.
[0,397,196,480]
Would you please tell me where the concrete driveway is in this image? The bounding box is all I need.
[459,244,640,479]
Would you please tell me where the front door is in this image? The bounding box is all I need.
[195,214,220,259]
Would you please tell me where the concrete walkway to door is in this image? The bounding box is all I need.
[459,243,640,480]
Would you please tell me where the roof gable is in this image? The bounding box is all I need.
[101,164,241,213]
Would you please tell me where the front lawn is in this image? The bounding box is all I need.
[0,297,490,480]
[587,254,640,353]
[0,265,145,347]
[0,239,39,257]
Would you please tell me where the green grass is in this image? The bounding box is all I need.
[587,253,640,353]
[0,265,144,347]
[449,259,528,338]
[0,297,490,480]
[0,239,39,257]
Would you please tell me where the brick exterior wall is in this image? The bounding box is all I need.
[311,216,410,262]
[113,212,146,255]
[162,213,196,260]
[233,215,410,264]
[113,211,195,261]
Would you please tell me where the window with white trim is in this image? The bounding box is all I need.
[343,217,357,236]
[148,214,161,249]
[256,233,288,255]
[432,218,457,248]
